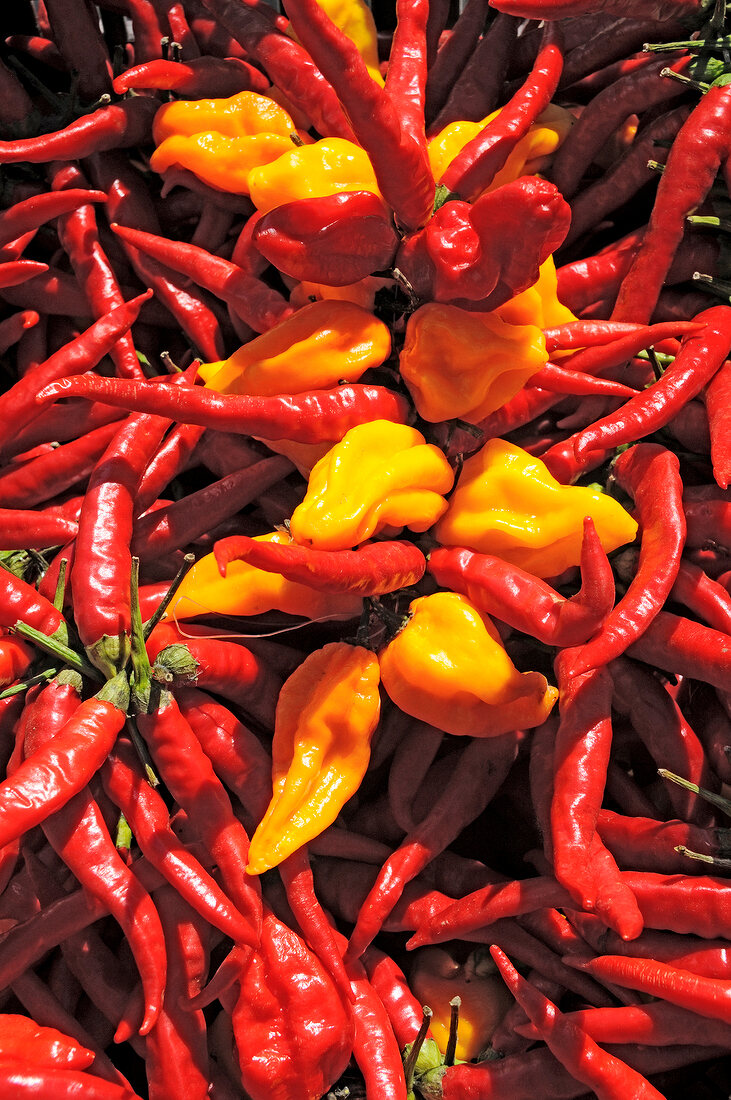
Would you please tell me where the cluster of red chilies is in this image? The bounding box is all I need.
[0,0,730,1096]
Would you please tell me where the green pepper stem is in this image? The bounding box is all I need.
[12,621,101,681]
[142,553,195,641]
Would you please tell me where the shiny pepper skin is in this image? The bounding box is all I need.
[399,303,547,423]
[435,438,638,578]
[248,137,381,214]
[246,642,381,874]
[379,591,558,736]
[198,298,391,395]
[150,91,299,195]
[163,532,363,622]
[289,420,455,550]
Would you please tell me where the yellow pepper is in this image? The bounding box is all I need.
[150,91,298,195]
[198,298,391,396]
[292,0,383,86]
[378,591,558,737]
[410,947,513,1061]
[289,276,393,313]
[247,642,381,874]
[398,304,547,424]
[162,533,362,622]
[248,137,381,215]
[428,104,574,194]
[496,255,577,331]
[435,438,639,578]
[289,421,455,551]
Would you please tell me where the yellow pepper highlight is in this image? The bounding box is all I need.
[429,104,573,194]
[162,533,362,622]
[398,304,547,424]
[150,91,298,195]
[435,438,639,578]
[379,591,558,737]
[248,138,381,214]
[247,642,381,874]
[198,299,391,396]
[290,420,455,551]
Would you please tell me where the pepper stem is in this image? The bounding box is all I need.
[658,768,731,817]
[12,621,101,681]
[0,665,59,699]
[403,1007,433,1093]
[142,553,195,641]
[52,558,68,612]
[675,845,731,870]
[444,997,461,1067]
[130,557,154,713]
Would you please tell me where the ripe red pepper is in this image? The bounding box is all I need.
[0,98,157,165]
[113,55,270,96]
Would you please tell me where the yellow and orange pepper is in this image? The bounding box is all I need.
[246,642,381,874]
[378,591,558,737]
[248,138,382,214]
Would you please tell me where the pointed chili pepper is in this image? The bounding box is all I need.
[705,360,731,490]
[113,55,270,96]
[0,188,107,250]
[626,610,731,693]
[0,97,158,165]
[36,375,412,444]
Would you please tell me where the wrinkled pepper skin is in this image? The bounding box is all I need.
[252,191,400,286]
[394,176,571,307]
[150,91,299,195]
[289,420,454,550]
[247,642,381,874]
[233,907,355,1100]
[399,303,546,422]
[379,591,558,736]
[435,438,638,578]
[198,298,391,396]
[248,137,381,214]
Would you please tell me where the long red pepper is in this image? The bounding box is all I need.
[0,291,151,458]
[516,999,731,1049]
[440,21,564,201]
[283,0,435,231]
[671,559,731,635]
[43,0,113,99]
[0,509,77,550]
[596,808,729,875]
[113,55,270,96]
[0,189,107,249]
[215,535,427,597]
[0,420,121,509]
[430,12,520,131]
[37,375,412,443]
[706,360,731,489]
[0,568,66,640]
[567,444,686,676]
[491,946,665,1100]
[362,945,427,1048]
[0,98,157,165]
[627,610,731,692]
[424,0,490,121]
[428,517,614,648]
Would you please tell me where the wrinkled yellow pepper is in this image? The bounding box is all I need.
[435,438,639,578]
[496,255,577,331]
[289,421,455,551]
[248,138,381,214]
[150,91,298,194]
[379,591,558,737]
[247,642,381,874]
[398,304,547,423]
[198,299,391,396]
[162,533,362,622]
[428,104,574,194]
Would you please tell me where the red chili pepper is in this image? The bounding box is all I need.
[428,517,614,648]
[684,496,731,549]
[0,568,67,640]
[0,291,151,459]
[596,808,729,875]
[0,57,34,126]
[362,944,427,1047]
[4,35,66,71]
[283,0,435,231]
[0,188,107,250]
[0,97,157,165]
[136,688,263,942]
[614,83,731,323]
[134,423,206,516]
[567,445,686,677]
[671,559,731,636]
[215,534,427,597]
[199,0,354,141]
[0,420,121,510]
[626,610,731,692]
[37,375,412,443]
[395,176,570,307]
[0,508,77,550]
[527,363,638,398]
[345,733,520,961]
[110,222,292,334]
[43,0,113,99]
[441,22,564,201]
[491,946,665,1100]
[0,260,50,288]
[705,359,731,490]
[0,311,39,359]
[253,191,400,287]
[0,1062,143,1099]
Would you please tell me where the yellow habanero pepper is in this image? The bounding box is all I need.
[198,299,391,396]
[150,91,298,195]
[434,438,638,579]
[248,137,381,215]
[398,303,547,424]
[378,591,558,737]
[246,642,381,874]
[162,533,362,622]
[289,421,454,551]
[428,104,574,194]
[496,255,577,331]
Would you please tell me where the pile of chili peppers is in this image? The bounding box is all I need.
[1,0,731,1095]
